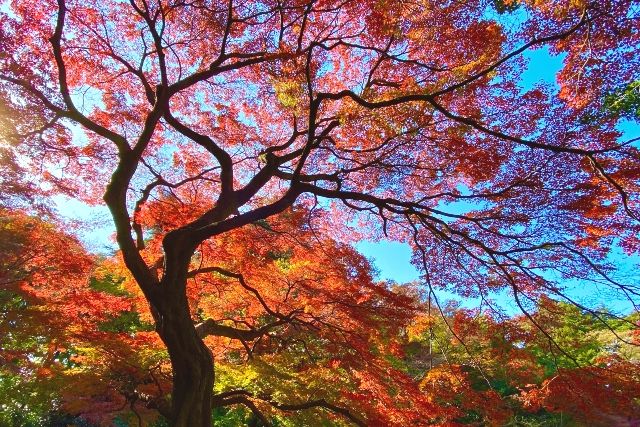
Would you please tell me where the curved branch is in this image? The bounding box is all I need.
[213,390,366,426]
[187,266,284,319]
[194,317,292,341]
[49,0,128,150]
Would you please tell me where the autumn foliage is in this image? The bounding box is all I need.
[2,208,640,425]
[1,0,640,425]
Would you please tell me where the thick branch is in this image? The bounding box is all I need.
[190,186,302,243]
[163,110,234,199]
[317,89,613,156]
[49,0,161,294]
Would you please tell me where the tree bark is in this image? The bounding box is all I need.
[156,292,214,427]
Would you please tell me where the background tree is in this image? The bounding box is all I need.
[1,0,639,425]
[405,299,640,426]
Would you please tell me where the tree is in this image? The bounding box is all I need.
[112,204,434,425]
[1,0,639,425]
[405,299,640,426]
[0,207,170,426]
[0,207,95,425]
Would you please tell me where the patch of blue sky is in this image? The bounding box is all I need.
[618,118,640,142]
[53,195,117,254]
[0,0,16,17]
[355,241,419,283]
[355,240,492,311]
[520,46,565,91]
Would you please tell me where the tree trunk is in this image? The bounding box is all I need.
[157,295,214,427]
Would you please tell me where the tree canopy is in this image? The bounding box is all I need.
[1,0,639,425]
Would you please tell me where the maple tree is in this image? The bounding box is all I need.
[406,299,640,426]
[1,0,640,425]
[0,208,121,425]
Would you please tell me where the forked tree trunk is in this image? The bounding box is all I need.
[156,294,214,427]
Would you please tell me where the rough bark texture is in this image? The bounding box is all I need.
[157,294,214,427]
[152,230,215,427]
